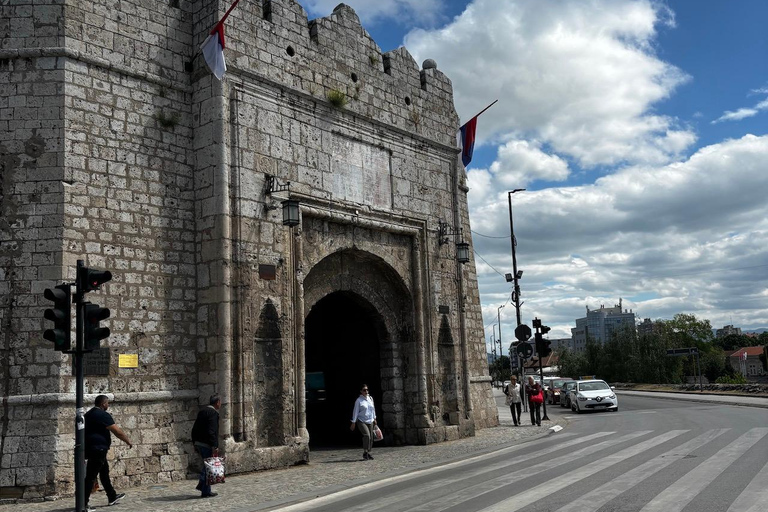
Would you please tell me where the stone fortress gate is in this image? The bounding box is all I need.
[0,0,498,500]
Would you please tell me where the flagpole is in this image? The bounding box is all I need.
[462,99,498,126]
[217,0,242,27]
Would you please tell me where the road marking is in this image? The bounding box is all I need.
[400,431,652,512]
[728,456,768,512]
[353,431,622,512]
[266,431,584,512]
[477,430,689,512]
[640,428,768,512]
[556,429,730,512]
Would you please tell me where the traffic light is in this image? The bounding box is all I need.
[83,302,110,351]
[540,339,552,358]
[77,266,112,293]
[43,284,72,351]
[533,322,552,357]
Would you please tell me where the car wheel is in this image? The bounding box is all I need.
[571,402,576,412]
[575,403,582,414]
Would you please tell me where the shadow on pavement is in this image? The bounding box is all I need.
[143,494,200,502]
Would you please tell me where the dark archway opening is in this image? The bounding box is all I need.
[305,291,382,447]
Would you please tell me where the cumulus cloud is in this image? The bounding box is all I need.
[490,140,570,187]
[300,0,443,25]
[406,0,695,168]
[471,134,768,338]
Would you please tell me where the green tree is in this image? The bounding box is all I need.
[714,333,753,351]
[488,355,511,385]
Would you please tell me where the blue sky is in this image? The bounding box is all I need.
[296,1,768,345]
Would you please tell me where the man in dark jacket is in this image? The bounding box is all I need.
[84,395,132,510]
[191,394,221,498]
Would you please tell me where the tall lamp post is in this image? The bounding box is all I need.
[497,304,505,376]
[507,189,525,327]
[507,188,526,406]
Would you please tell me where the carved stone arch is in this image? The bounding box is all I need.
[303,248,415,445]
[254,299,284,447]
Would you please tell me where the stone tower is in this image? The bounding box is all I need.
[0,0,497,499]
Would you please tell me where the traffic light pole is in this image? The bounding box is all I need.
[538,350,550,421]
[507,189,525,406]
[74,260,86,512]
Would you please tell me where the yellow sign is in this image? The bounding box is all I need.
[118,354,139,368]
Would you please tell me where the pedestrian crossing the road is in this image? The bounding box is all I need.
[272,428,768,512]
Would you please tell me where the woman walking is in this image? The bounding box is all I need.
[505,375,522,426]
[350,384,377,460]
[526,376,543,426]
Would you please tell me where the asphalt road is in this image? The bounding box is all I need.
[266,394,768,512]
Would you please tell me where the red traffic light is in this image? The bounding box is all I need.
[77,266,112,293]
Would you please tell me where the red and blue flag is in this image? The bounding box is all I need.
[459,116,478,167]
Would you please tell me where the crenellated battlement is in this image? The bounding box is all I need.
[219,1,459,145]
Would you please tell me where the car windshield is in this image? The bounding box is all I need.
[579,381,610,391]
[552,379,567,388]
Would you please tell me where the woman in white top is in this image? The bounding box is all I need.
[505,375,522,426]
[349,383,377,460]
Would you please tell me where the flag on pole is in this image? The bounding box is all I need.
[459,116,478,167]
[457,100,497,168]
[200,0,242,80]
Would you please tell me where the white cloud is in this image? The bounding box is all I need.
[472,134,768,338]
[489,140,570,187]
[713,88,768,123]
[300,0,443,25]
[713,107,760,123]
[406,0,694,168]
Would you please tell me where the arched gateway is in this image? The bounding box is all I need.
[304,249,412,446]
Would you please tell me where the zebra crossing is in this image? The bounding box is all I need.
[272,427,768,512]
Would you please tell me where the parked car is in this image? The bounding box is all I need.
[570,379,618,413]
[560,381,577,408]
[543,378,570,405]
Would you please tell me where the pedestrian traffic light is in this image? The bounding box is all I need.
[83,302,110,351]
[43,284,72,351]
[77,266,112,293]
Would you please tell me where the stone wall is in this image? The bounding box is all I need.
[0,0,498,500]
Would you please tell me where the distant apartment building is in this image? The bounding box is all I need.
[549,337,572,352]
[570,299,637,352]
[637,318,662,336]
[717,325,743,337]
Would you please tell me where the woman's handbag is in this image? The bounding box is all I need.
[530,390,544,404]
[204,456,226,485]
[373,425,384,442]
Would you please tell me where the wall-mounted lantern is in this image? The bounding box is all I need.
[281,198,300,227]
[265,174,300,227]
[455,241,470,264]
[438,220,471,264]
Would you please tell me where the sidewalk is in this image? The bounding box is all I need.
[618,389,768,409]
[1,390,563,512]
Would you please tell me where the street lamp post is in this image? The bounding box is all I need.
[507,189,525,327]
[507,188,526,407]
[497,304,505,375]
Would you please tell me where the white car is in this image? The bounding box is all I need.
[570,379,618,413]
